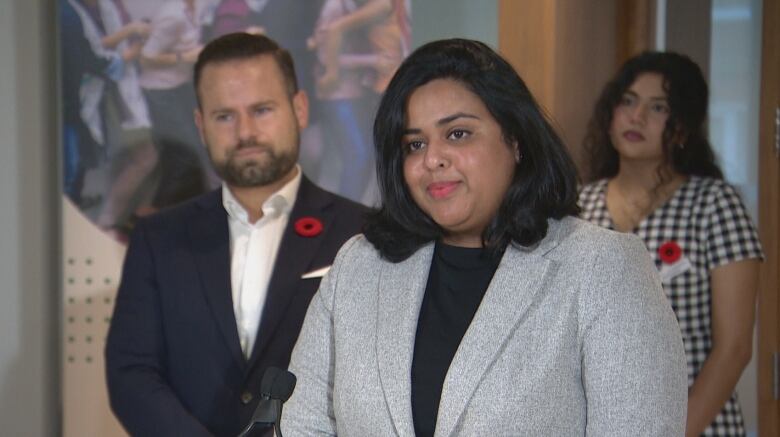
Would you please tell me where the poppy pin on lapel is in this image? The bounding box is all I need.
[658,241,682,264]
[294,217,323,237]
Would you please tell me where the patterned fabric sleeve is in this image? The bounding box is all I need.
[704,180,764,270]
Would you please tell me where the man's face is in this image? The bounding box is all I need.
[195,55,308,188]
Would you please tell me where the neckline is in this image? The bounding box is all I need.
[600,176,692,233]
[434,241,501,270]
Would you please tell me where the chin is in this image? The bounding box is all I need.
[424,200,469,222]
[431,213,469,232]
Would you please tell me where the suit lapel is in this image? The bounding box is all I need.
[246,177,333,370]
[376,243,434,437]
[188,190,245,368]
[433,242,556,437]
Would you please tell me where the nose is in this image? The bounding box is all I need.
[422,140,449,170]
[629,103,647,125]
[236,112,258,141]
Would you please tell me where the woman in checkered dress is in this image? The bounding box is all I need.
[578,52,763,436]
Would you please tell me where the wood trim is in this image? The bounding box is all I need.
[498,0,557,113]
[757,0,780,434]
[615,0,653,66]
[499,1,617,172]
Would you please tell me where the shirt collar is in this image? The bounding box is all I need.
[222,165,302,225]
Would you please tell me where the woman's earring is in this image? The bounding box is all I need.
[514,149,522,163]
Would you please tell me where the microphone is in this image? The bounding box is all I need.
[237,367,297,437]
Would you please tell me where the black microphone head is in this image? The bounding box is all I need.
[271,370,297,402]
[260,367,297,401]
[260,367,283,398]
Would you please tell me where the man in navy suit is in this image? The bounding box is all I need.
[105,33,367,437]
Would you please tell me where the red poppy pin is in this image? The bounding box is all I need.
[294,217,323,237]
[658,241,682,264]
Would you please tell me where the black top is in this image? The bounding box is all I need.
[411,242,501,437]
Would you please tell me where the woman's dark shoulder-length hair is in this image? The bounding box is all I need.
[583,51,723,182]
[364,38,580,262]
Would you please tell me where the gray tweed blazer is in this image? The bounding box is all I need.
[281,217,687,436]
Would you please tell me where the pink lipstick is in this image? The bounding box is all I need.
[427,181,459,199]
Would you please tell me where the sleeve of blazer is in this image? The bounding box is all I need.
[579,233,687,436]
[105,221,213,437]
[281,237,364,436]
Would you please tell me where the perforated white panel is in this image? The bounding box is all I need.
[62,198,127,437]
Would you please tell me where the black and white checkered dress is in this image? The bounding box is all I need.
[579,176,764,436]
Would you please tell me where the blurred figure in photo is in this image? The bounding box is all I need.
[306,0,407,203]
[65,0,159,238]
[202,0,266,39]
[60,0,115,207]
[139,0,217,211]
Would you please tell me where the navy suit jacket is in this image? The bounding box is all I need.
[106,176,367,436]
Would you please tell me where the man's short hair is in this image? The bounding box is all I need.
[193,32,299,105]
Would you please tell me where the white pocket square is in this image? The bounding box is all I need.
[301,266,331,279]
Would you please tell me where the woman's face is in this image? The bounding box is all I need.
[402,78,517,248]
[609,72,671,165]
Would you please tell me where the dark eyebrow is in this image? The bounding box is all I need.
[251,100,277,108]
[209,107,233,116]
[437,112,480,125]
[209,100,276,116]
[402,112,480,135]
[623,89,668,102]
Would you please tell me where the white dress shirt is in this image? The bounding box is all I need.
[223,166,301,358]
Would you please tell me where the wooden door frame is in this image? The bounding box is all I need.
[757,0,780,434]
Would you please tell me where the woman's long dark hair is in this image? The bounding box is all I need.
[583,51,723,182]
[364,38,580,262]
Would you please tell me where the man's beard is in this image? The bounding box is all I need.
[210,139,298,187]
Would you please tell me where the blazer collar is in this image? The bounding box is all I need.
[434,244,553,437]
[246,176,336,369]
[376,243,434,437]
[188,178,339,371]
[188,189,245,368]
[375,219,566,437]
[194,187,223,210]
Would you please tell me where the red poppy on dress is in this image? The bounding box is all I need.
[294,217,323,237]
[658,241,682,264]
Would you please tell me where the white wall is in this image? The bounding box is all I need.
[0,0,59,435]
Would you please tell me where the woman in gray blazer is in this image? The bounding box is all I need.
[281,38,688,436]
